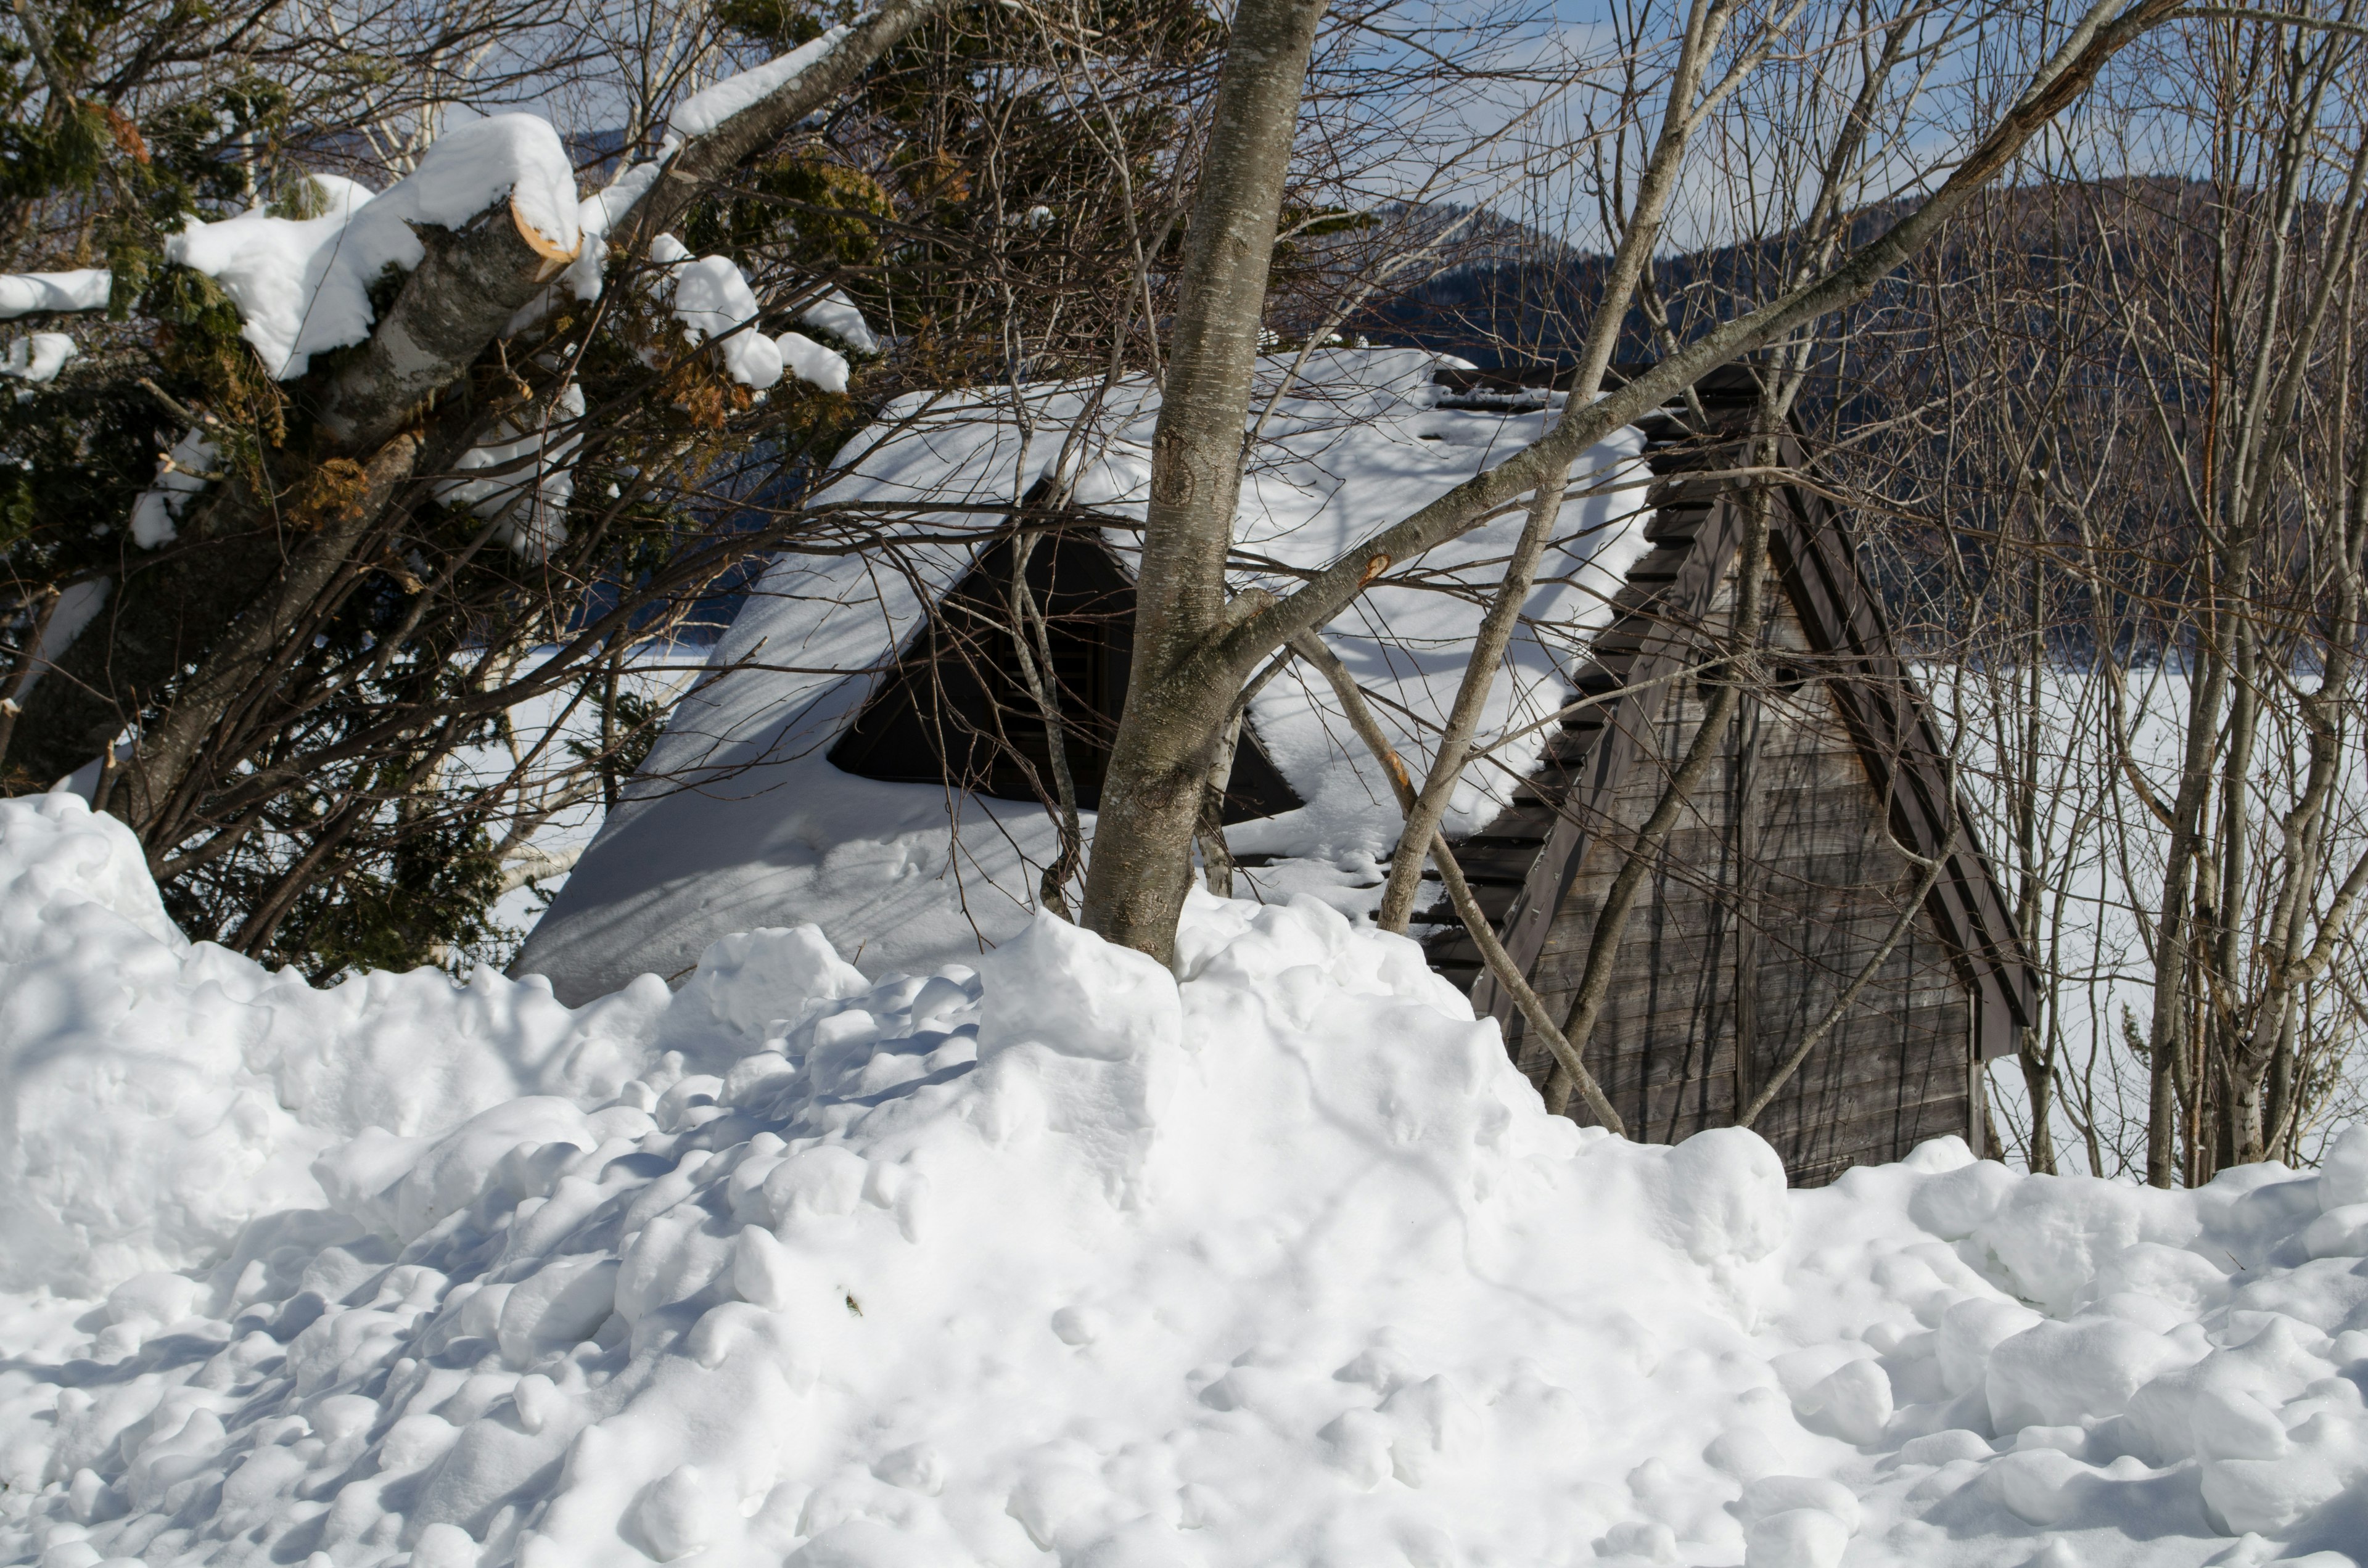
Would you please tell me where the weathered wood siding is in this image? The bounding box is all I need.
[1508,556,1973,1186]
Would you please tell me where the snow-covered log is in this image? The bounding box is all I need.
[313,1,937,456]
[0,268,109,318]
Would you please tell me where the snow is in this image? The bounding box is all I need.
[777,330,849,392]
[645,237,846,392]
[147,49,876,383]
[550,160,667,307]
[127,427,218,547]
[462,652,710,947]
[1929,665,2368,1178]
[0,793,661,1295]
[664,246,786,388]
[581,161,664,247]
[800,287,878,355]
[165,121,580,378]
[0,268,109,318]
[669,27,852,141]
[516,348,1649,1001]
[437,382,587,555]
[10,578,107,703]
[1,331,75,384]
[6,786,2368,1568]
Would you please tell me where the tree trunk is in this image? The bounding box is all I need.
[1077,0,1330,962]
[3,476,292,789]
[123,434,423,833]
[2146,654,2222,1186]
[2016,1032,2059,1174]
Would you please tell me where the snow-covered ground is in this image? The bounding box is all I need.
[6,790,2368,1568]
[453,654,712,956]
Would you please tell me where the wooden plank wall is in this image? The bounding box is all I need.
[1509,556,1973,1186]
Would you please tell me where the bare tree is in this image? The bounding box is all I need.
[1818,0,2368,1180]
[1080,0,2194,968]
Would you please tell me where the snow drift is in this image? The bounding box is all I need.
[2,790,2366,1568]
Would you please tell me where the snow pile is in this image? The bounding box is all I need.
[1,331,75,384]
[649,238,781,388]
[166,121,580,378]
[7,790,2368,1568]
[0,794,662,1295]
[0,268,109,318]
[126,428,218,546]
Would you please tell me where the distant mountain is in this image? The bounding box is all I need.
[1359,178,2230,376]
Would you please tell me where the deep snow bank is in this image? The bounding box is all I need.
[0,794,667,1294]
[2,794,2367,1568]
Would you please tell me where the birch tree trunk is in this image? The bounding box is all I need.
[1076,0,1330,959]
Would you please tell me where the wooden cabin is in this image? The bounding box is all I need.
[1417,367,2034,1183]
[515,348,1645,999]
[516,351,2033,1184]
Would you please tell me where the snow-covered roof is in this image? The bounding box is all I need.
[515,348,1650,999]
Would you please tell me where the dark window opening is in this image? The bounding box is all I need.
[829,530,1302,823]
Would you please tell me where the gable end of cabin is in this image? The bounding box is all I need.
[1421,369,2033,1185]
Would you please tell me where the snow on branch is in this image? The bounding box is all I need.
[0,270,109,318]
[546,158,668,309]
[800,288,878,355]
[778,331,849,393]
[667,25,852,141]
[436,383,587,557]
[649,234,850,392]
[144,3,927,465]
[128,429,220,548]
[166,119,580,379]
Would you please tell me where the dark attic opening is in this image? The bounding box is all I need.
[829,527,1303,823]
